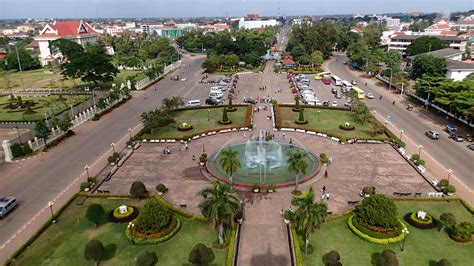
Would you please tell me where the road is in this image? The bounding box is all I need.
[0,54,209,260]
[327,54,474,189]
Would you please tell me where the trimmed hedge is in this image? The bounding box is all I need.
[291,224,303,266]
[226,226,237,266]
[151,195,207,222]
[404,212,437,229]
[348,215,406,244]
[126,216,181,245]
[108,206,139,223]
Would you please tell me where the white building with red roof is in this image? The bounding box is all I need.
[424,20,452,35]
[35,20,98,66]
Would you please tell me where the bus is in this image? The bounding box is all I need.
[351,86,365,99]
[341,80,352,90]
[331,75,343,86]
[314,71,331,80]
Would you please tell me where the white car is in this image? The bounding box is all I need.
[351,80,357,85]
[331,100,338,107]
[181,78,187,82]
[366,93,374,99]
[315,101,322,106]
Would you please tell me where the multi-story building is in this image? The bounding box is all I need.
[197,23,229,33]
[424,20,452,35]
[35,20,98,66]
[453,15,474,31]
[238,18,278,30]
[388,34,466,54]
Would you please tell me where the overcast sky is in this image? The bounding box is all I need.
[0,0,471,19]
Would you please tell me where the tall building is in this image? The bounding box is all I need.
[238,18,278,30]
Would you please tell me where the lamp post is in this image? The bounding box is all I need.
[84,165,90,180]
[202,144,205,153]
[447,169,453,183]
[111,143,115,154]
[399,129,404,141]
[386,67,393,92]
[207,109,210,121]
[317,110,321,122]
[14,126,22,144]
[127,222,135,245]
[418,145,423,157]
[128,128,132,140]
[48,201,56,223]
[401,228,409,251]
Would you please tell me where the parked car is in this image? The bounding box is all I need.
[468,143,474,150]
[343,61,348,64]
[0,197,17,219]
[331,87,338,94]
[425,130,440,139]
[323,100,329,106]
[205,98,220,105]
[322,79,331,85]
[185,100,201,107]
[344,101,352,107]
[351,80,357,85]
[446,124,457,134]
[314,75,323,80]
[450,133,464,142]
[244,98,257,104]
[366,93,374,99]
[331,100,338,107]
[335,93,342,99]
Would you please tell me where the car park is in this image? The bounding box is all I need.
[425,130,440,139]
[0,196,17,219]
[366,93,374,99]
[450,133,464,142]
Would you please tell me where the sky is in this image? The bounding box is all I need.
[0,0,472,19]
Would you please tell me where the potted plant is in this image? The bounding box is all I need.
[284,210,294,224]
[126,140,133,148]
[439,179,449,189]
[108,156,116,165]
[199,153,207,166]
[445,184,456,196]
[361,186,374,197]
[252,183,260,193]
[156,183,168,195]
[267,184,276,193]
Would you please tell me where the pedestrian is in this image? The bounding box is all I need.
[322,186,326,192]
[192,155,196,161]
[326,193,331,200]
[163,149,166,155]
[167,147,171,155]
[365,82,367,86]
[185,143,189,150]
[329,157,333,164]
[324,169,328,178]
[280,209,284,216]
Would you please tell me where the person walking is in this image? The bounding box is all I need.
[185,143,189,151]
[324,169,328,178]
[192,155,196,161]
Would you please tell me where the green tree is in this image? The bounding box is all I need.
[6,47,40,71]
[188,243,215,265]
[50,38,84,59]
[292,187,328,253]
[291,44,307,60]
[410,55,447,79]
[58,115,73,132]
[310,50,324,67]
[354,100,372,124]
[218,147,241,186]
[222,108,229,122]
[136,251,158,266]
[464,72,474,81]
[62,44,118,86]
[130,181,148,199]
[322,250,342,266]
[406,36,449,56]
[136,199,172,233]
[162,96,184,113]
[34,119,52,141]
[287,150,308,189]
[362,24,384,48]
[198,182,241,245]
[202,54,220,72]
[298,109,305,122]
[372,250,399,266]
[84,239,105,265]
[85,203,105,227]
[354,194,398,228]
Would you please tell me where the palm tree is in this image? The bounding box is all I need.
[198,182,241,245]
[287,150,308,189]
[219,147,241,186]
[292,187,328,253]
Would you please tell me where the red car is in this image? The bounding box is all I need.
[322,79,331,85]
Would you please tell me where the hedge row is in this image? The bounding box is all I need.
[389,197,473,214]
[125,216,181,245]
[226,226,237,266]
[403,212,437,229]
[291,224,303,266]
[273,104,283,128]
[151,195,207,223]
[348,215,406,245]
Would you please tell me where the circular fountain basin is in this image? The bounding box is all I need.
[206,141,320,188]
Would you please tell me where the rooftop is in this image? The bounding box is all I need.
[447,59,474,70]
[407,48,463,61]
[391,35,461,41]
[37,20,96,38]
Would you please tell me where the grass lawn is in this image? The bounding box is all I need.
[1,69,144,90]
[0,94,90,122]
[141,106,249,140]
[12,198,226,266]
[300,200,473,266]
[279,106,389,141]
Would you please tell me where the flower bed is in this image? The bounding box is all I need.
[339,124,355,131]
[108,206,139,223]
[403,212,437,229]
[348,215,405,244]
[177,123,193,131]
[126,215,181,245]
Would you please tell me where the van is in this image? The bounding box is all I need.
[185,100,201,107]
[0,197,17,219]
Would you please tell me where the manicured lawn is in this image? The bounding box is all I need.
[279,106,390,141]
[12,198,226,266]
[141,106,249,139]
[300,200,473,266]
[0,94,90,122]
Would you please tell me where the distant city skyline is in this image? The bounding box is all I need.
[0,0,472,19]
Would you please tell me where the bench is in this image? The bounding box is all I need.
[415,192,422,197]
[179,204,187,209]
[327,211,333,215]
[348,200,360,205]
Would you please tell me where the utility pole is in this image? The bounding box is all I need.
[15,44,23,72]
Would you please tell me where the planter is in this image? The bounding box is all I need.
[157,191,163,195]
[218,120,232,125]
[110,162,115,166]
[267,189,274,193]
[295,120,308,125]
[253,189,260,193]
[199,162,205,166]
[284,219,291,224]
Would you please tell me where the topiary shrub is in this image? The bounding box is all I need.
[87,176,97,184]
[445,185,456,194]
[404,212,437,229]
[136,251,158,266]
[219,108,232,124]
[436,259,453,266]
[80,181,92,191]
[439,179,449,188]
[319,153,329,164]
[339,122,355,131]
[447,221,473,243]
[354,194,399,229]
[156,183,168,194]
[136,199,172,234]
[85,203,105,227]
[372,250,399,266]
[295,109,308,124]
[411,154,420,161]
[130,181,148,199]
[362,186,375,196]
[84,239,105,265]
[322,250,341,266]
[188,243,215,265]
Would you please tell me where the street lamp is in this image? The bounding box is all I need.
[84,165,90,179]
[401,228,410,251]
[111,143,115,154]
[128,128,132,140]
[207,109,210,121]
[399,129,404,141]
[447,169,453,183]
[386,67,393,92]
[418,145,423,157]
[13,126,22,144]
[317,110,321,122]
[48,201,56,223]
[127,222,135,245]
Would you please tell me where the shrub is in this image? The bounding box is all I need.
[199,153,208,163]
[87,176,97,184]
[354,194,399,228]
[284,210,294,221]
[348,216,405,244]
[439,179,449,188]
[126,140,133,146]
[156,183,168,194]
[84,239,105,264]
[267,183,276,192]
[393,139,406,148]
[322,250,341,266]
[136,251,158,266]
[136,199,172,234]
[447,221,473,243]
[126,216,181,244]
[85,203,105,227]
[362,186,375,195]
[11,143,33,157]
[415,159,425,166]
[445,185,456,194]
[372,250,399,266]
[177,123,193,131]
[130,181,147,199]
[319,153,329,164]
[439,213,456,227]
[339,123,355,131]
[189,243,215,265]
[251,183,260,192]
[80,182,91,191]
[108,156,117,163]
[436,259,453,266]
[411,154,420,161]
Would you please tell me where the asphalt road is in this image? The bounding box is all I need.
[0,54,209,252]
[327,54,474,189]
